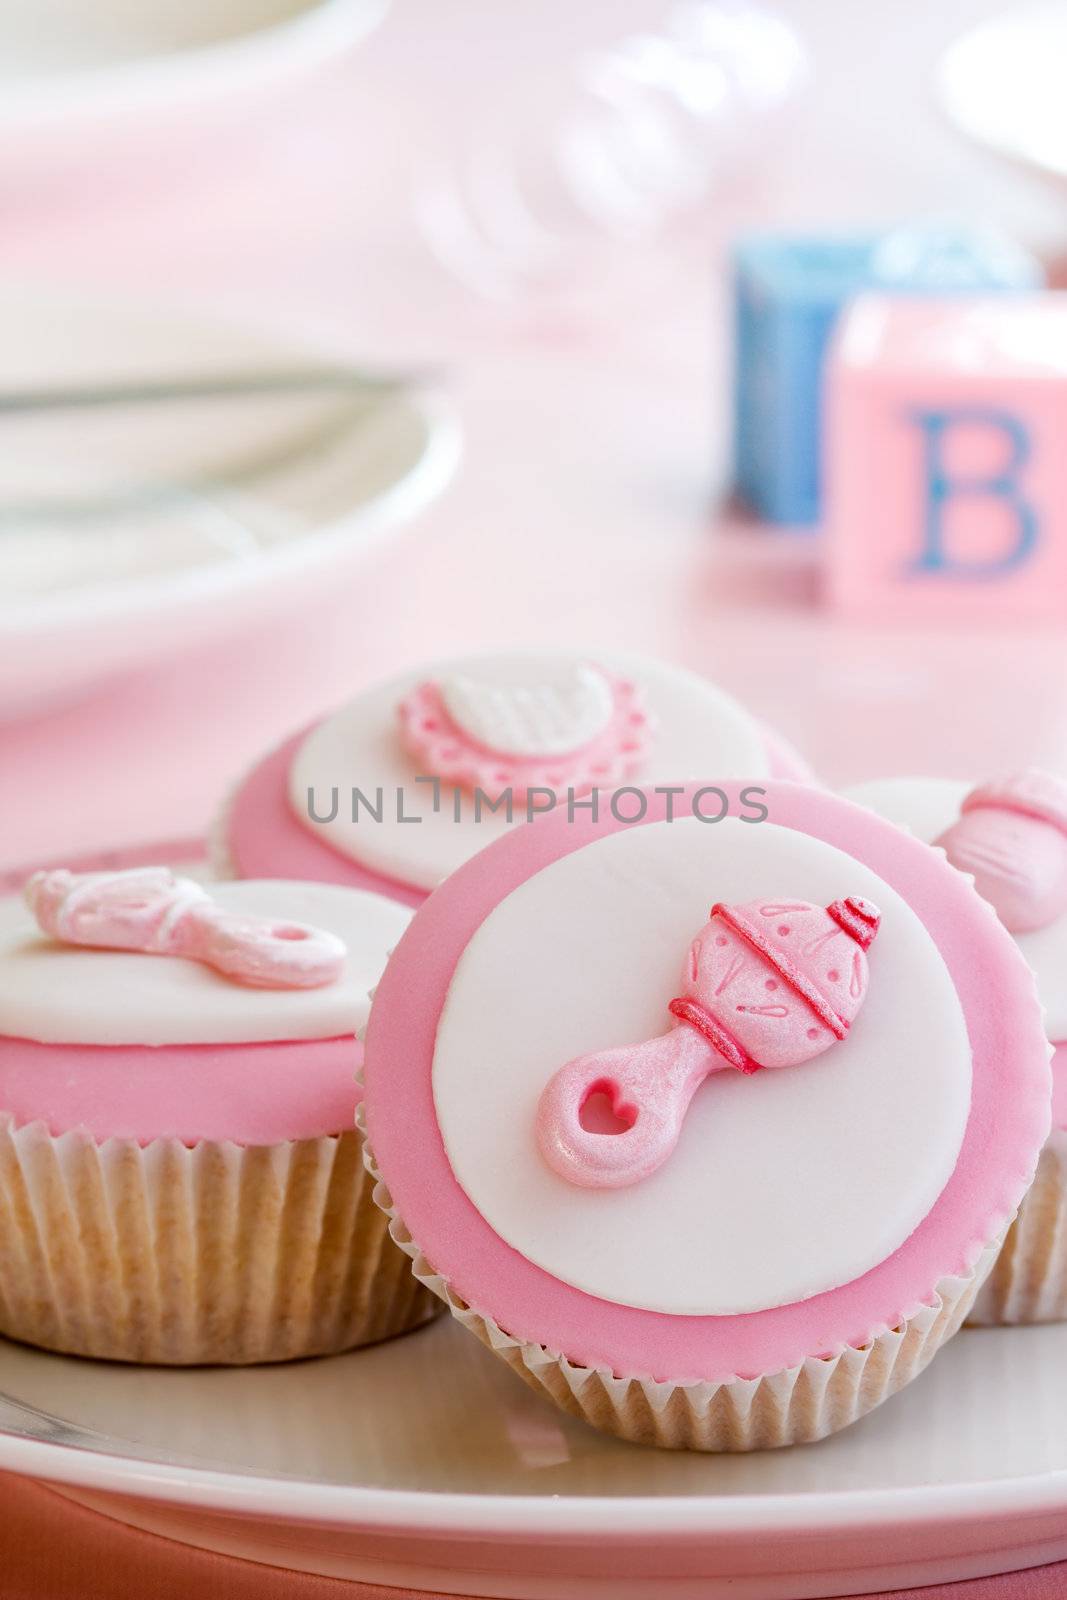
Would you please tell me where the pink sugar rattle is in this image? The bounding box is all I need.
[25,868,345,990]
[934,770,1067,934]
[537,895,880,1188]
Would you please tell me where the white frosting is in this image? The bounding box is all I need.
[1015,923,1067,1042]
[843,777,972,845]
[440,662,615,757]
[432,816,972,1317]
[290,651,771,891]
[0,880,410,1047]
[845,776,1067,1041]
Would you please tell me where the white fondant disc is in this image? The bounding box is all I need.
[844,776,1067,1042]
[431,816,972,1318]
[0,880,410,1046]
[289,651,771,891]
[844,777,971,844]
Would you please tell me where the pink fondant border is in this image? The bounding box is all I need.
[0,1034,364,1147]
[363,782,1051,1384]
[224,729,427,908]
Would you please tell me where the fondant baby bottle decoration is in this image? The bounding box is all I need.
[934,770,1067,934]
[397,661,652,800]
[538,895,880,1188]
[26,867,345,989]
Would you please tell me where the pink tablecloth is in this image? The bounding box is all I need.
[0,1471,1064,1600]
[5,0,1067,874]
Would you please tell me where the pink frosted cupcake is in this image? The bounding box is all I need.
[846,770,1067,1326]
[0,868,436,1363]
[215,650,812,906]
[362,781,1048,1450]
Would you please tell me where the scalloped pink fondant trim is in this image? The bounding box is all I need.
[363,781,1051,1384]
[223,720,810,906]
[0,1034,364,1147]
[396,672,652,800]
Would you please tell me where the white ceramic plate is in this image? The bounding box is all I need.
[0,0,389,183]
[3,1318,1067,1597]
[937,3,1067,183]
[0,291,460,718]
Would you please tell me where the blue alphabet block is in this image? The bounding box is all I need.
[732,226,1042,527]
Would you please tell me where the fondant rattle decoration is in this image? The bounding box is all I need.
[397,662,652,800]
[538,895,880,1188]
[25,867,346,989]
[934,770,1067,934]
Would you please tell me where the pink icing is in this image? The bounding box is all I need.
[26,867,346,990]
[363,781,1051,1384]
[225,721,810,905]
[396,671,652,801]
[0,1034,364,1146]
[964,769,1067,836]
[225,730,427,908]
[936,770,1067,935]
[536,897,877,1189]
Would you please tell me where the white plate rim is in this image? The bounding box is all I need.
[3,1422,1067,1539]
[0,384,461,636]
[0,0,392,132]
[935,2,1067,184]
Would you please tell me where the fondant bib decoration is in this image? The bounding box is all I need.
[248,650,800,898]
[397,662,652,800]
[538,894,879,1188]
[934,770,1067,934]
[442,666,615,756]
[27,867,346,990]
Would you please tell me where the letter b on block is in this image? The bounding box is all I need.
[826,297,1066,621]
[910,410,1038,578]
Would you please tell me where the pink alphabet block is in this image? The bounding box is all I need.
[825,294,1067,621]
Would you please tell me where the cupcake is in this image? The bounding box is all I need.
[361,781,1048,1450]
[0,867,437,1363]
[215,650,812,906]
[846,770,1067,1326]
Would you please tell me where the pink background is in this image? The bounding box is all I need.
[4,0,1067,873]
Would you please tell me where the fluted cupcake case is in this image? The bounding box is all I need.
[846,771,1067,1327]
[0,871,438,1363]
[362,782,1050,1451]
[214,649,813,906]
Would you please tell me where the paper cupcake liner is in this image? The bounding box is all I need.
[0,1113,439,1364]
[903,833,1059,1329]
[358,1118,1002,1451]
[968,1129,1067,1326]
